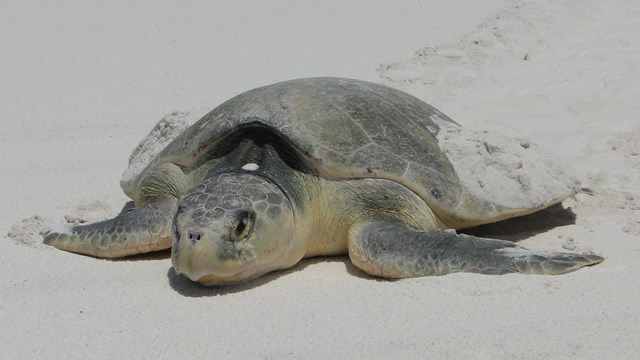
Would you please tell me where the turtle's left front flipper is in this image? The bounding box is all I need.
[42,197,177,258]
[348,218,604,278]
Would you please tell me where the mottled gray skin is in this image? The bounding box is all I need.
[43,77,603,285]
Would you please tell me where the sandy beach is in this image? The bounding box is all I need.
[2,1,638,358]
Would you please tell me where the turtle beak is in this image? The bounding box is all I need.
[171,225,255,284]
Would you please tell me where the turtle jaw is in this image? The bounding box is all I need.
[171,237,257,285]
[192,268,271,286]
[171,237,291,286]
[174,256,273,287]
[171,225,295,286]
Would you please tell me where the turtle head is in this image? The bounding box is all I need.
[171,172,296,285]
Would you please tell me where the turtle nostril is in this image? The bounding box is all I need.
[188,230,203,242]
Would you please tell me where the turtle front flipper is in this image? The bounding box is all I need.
[43,162,186,258]
[42,197,177,258]
[348,218,604,278]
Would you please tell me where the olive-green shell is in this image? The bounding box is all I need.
[148,77,578,228]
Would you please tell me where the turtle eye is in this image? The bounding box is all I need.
[231,211,255,242]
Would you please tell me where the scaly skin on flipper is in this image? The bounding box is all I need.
[348,218,604,278]
[42,163,186,257]
[42,197,176,257]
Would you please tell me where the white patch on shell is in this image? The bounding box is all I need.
[242,163,259,171]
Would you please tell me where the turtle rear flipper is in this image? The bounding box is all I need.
[42,197,177,258]
[348,218,604,278]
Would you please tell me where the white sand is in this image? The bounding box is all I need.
[2,0,638,358]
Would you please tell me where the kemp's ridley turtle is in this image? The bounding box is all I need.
[43,78,603,285]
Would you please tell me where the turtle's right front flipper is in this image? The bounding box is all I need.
[348,217,604,278]
[42,197,178,258]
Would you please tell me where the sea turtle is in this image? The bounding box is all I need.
[42,77,603,285]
